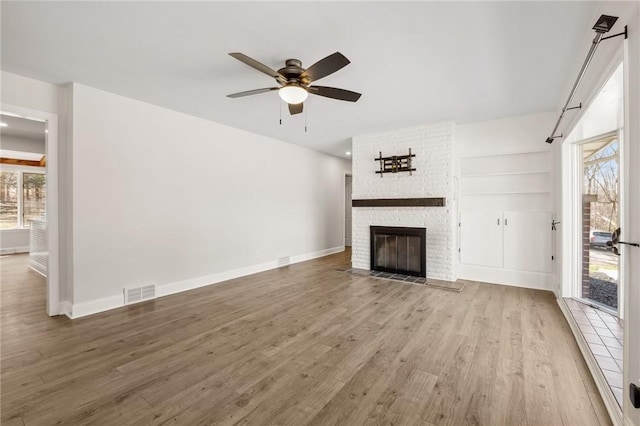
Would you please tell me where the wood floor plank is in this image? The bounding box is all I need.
[0,251,610,425]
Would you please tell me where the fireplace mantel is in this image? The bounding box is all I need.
[352,197,446,208]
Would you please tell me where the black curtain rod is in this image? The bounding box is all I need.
[545,16,627,144]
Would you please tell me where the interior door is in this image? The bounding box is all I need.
[345,175,352,247]
[503,211,552,272]
[460,211,503,268]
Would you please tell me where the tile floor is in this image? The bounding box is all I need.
[335,268,465,292]
[565,298,624,407]
[339,267,428,283]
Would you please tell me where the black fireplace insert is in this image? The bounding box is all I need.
[370,226,426,277]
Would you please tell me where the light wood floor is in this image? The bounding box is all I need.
[1,251,610,425]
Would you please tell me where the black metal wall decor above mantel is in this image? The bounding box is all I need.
[375,148,415,176]
[352,197,446,208]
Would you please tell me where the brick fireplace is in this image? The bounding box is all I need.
[351,122,457,281]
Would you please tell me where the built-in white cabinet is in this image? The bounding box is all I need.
[458,151,554,288]
[460,211,552,273]
[502,211,552,273]
[460,211,504,268]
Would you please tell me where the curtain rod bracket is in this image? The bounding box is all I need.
[600,25,628,42]
[546,134,563,144]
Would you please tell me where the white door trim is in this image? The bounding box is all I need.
[344,173,352,247]
[1,103,60,316]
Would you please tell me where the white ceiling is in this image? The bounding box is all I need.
[1,1,599,158]
[0,114,46,141]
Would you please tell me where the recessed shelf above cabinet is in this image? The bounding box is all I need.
[460,172,550,195]
[460,170,550,178]
[460,151,551,176]
[462,191,551,196]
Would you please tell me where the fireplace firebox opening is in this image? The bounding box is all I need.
[370,226,426,277]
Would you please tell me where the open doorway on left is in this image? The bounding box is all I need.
[0,114,48,315]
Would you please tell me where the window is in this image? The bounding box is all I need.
[0,171,18,229]
[23,173,46,225]
[0,170,46,229]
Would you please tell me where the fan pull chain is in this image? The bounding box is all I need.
[279,101,282,125]
[305,104,308,133]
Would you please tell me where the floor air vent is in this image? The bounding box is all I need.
[277,256,290,267]
[124,284,156,305]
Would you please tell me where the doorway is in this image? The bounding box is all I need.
[0,105,59,316]
[579,132,620,312]
[570,63,624,316]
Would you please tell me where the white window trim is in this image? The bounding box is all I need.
[0,166,46,229]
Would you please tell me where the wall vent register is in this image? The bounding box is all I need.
[124,284,156,305]
[277,256,291,266]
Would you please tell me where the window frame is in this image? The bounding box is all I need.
[0,164,46,230]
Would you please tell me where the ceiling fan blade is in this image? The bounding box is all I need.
[300,52,350,82]
[289,103,303,115]
[229,53,286,83]
[308,86,361,102]
[227,87,279,98]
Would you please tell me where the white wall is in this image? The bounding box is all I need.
[351,122,456,281]
[456,112,555,157]
[565,64,623,142]
[1,134,46,154]
[1,71,58,114]
[70,83,350,312]
[0,230,29,254]
[456,112,556,291]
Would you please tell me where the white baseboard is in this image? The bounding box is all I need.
[290,245,344,264]
[556,298,622,426]
[69,245,345,319]
[457,264,553,291]
[71,294,123,319]
[156,260,279,299]
[58,301,72,319]
[28,263,47,277]
[157,245,345,299]
[0,246,30,255]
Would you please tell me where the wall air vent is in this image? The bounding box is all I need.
[124,284,156,305]
[277,256,291,267]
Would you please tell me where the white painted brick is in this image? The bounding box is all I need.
[352,122,457,281]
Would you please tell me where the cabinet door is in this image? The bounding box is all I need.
[503,211,552,272]
[460,211,503,268]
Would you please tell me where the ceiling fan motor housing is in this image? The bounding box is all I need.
[278,59,307,84]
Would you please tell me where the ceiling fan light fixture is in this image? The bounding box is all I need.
[279,84,308,104]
